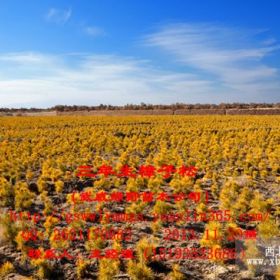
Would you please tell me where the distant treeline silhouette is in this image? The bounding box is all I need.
[1,102,280,112]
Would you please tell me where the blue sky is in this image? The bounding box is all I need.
[0,0,279,107]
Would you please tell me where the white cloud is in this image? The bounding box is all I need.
[0,52,57,65]
[144,23,280,96]
[84,26,105,37]
[45,8,72,24]
[0,53,216,107]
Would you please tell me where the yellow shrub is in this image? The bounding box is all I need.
[14,182,36,211]
[0,177,14,207]
[98,258,120,280]
[55,180,64,193]
[0,261,15,277]
[127,260,154,280]
[153,201,171,215]
[168,264,185,280]
[76,258,90,279]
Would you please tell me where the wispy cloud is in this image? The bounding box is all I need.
[84,26,106,37]
[0,52,56,65]
[0,52,214,107]
[144,23,280,96]
[45,8,72,24]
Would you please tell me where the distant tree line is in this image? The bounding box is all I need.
[1,102,280,112]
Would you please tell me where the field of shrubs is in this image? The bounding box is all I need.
[0,115,279,280]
